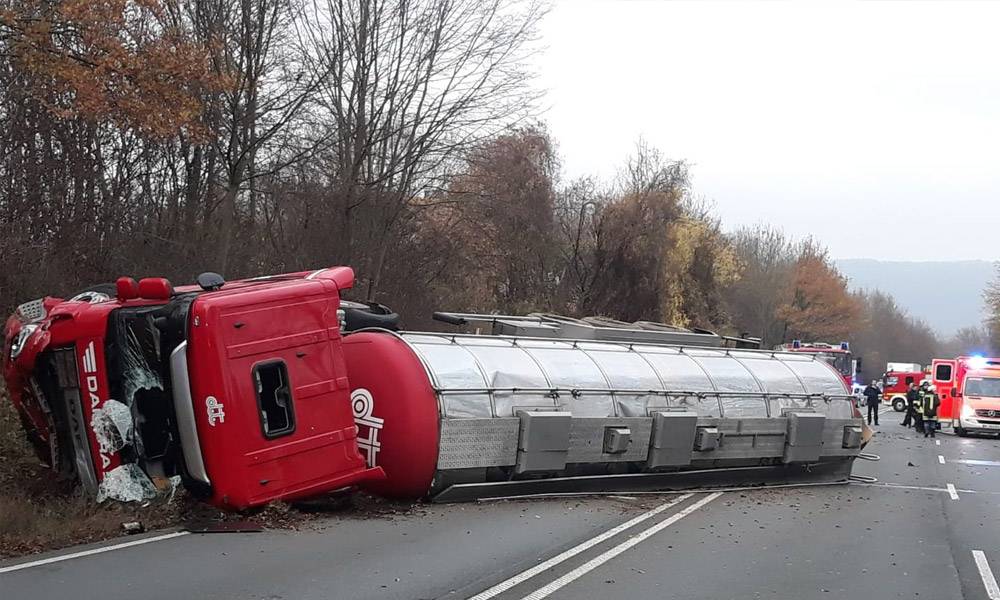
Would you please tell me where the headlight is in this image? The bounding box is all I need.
[9,323,39,360]
[961,403,976,419]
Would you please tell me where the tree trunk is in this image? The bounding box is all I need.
[215,180,238,275]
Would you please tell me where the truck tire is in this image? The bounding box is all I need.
[955,427,967,437]
[892,397,906,412]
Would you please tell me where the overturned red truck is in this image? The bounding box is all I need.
[3,267,868,510]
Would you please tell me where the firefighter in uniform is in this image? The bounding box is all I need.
[919,381,940,438]
[901,382,919,428]
[913,383,925,434]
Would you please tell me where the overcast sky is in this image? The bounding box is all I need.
[533,0,1000,261]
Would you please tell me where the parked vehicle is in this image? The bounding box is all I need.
[881,365,926,411]
[851,383,866,407]
[775,340,858,389]
[931,356,1000,436]
[3,267,869,509]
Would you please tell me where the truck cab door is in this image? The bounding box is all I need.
[932,359,957,421]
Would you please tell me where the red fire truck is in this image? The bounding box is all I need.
[3,267,868,509]
[776,340,857,389]
[881,363,926,412]
[930,355,1000,436]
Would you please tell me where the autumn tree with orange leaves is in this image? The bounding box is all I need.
[0,0,219,137]
[776,242,861,343]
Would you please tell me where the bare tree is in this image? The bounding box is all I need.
[941,325,995,358]
[850,289,941,381]
[551,144,691,321]
[196,0,323,273]
[985,263,1000,350]
[301,0,546,297]
[723,225,797,345]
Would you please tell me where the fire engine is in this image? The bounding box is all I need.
[3,267,869,509]
[930,355,1000,436]
[775,340,857,389]
[881,362,926,412]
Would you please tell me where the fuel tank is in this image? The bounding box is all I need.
[342,330,865,501]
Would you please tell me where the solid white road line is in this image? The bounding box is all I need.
[853,482,973,494]
[947,483,959,500]
[518,493,724,600]
[466,494,693,600]
[939,455,946,464]
[973,550,1000,599]
[0,531,190,575]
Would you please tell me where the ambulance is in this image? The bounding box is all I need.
[931,355,1000,436]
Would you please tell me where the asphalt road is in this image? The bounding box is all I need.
[5,405,1000,600]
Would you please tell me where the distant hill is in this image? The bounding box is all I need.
[835,259,996,336]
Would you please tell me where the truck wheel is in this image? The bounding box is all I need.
[892,397,906,412]
[955,427,967,437]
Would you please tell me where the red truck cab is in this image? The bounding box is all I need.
[881,369,926,412]
[2,267,382,509]
[931,356,1000,436]
[776,340,857,389]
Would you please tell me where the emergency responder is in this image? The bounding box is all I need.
[913,383,925,434]
[901,382,919,428]
[920,382,940,438]
[863,380,881,425]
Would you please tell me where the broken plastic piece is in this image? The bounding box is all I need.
[91,399,134,453]
[97,464,158,503]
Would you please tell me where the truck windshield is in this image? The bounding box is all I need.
[817,352,852,377]
[106,300,191,465]
[106,308,171,461]
[965,377,1000,398]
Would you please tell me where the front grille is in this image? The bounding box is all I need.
[976,409,1000,418]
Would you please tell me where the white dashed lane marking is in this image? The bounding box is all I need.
[973,551,1000,599]
[466,494,694,600]
[947,483,959,500]
[939,455,946,464]
[516,493,724,600]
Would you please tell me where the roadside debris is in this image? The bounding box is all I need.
[121,521,145,535]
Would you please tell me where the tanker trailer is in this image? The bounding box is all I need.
[342,313,868,502]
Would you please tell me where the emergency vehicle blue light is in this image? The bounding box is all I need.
[969,355,988,370]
